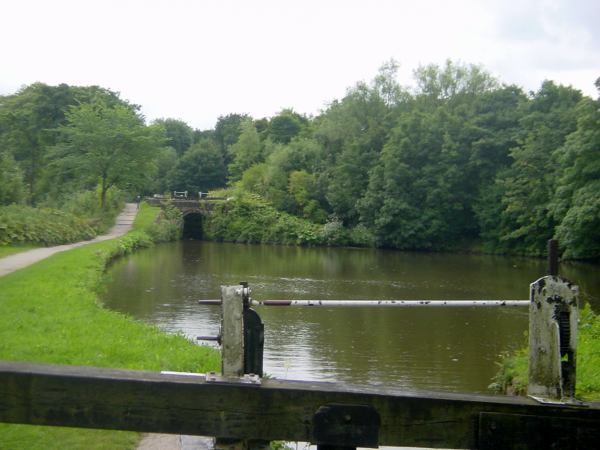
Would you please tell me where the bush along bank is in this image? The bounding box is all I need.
[491,304,600,400]
[0,188,127,248]
[0,205,96,246]
[0,203,219,450]
[203,189,377,247]
[204,190,322,245]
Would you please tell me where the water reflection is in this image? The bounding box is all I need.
[101,241,597,393]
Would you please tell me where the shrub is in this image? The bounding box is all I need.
[61,187,125,232]
[145,201,182,243]
[320,218,350,246]
[204,190,323,246]
[0,205,96,246]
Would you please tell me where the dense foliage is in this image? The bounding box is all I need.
[1,63,598,259]
[204,190,323,246]
[0,205,95,245]
[204,61,599,260]
[0,187,124,246]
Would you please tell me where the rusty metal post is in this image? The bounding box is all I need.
[547,239,559,276]
[528,274,579,401]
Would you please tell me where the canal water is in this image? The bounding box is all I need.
[100,241,600,394]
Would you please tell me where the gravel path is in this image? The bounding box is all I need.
[0,203,138,277]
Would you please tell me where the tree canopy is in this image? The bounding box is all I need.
[1,66,599,259]
[53,100,163,208]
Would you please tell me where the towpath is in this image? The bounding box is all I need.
[0,203,138,277]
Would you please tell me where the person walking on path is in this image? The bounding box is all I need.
[0,203,138,278]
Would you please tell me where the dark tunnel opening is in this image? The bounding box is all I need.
[182,213,203,239]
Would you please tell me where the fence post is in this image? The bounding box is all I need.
[527,241,579,401]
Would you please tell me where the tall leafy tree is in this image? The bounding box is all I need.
[413,60,498,107]
[268,109,308,144]
[167,138,226,193]
[228,120,262,182]
[360,107,472,249]
[54,101,163,209]
[359,62,502,248]
[0,151,25,205]
[152,146,178,194]
[0,83,126,204]
[154,118,194,156]
[214,113,249,167]
[495,81,582,255]
[550,80,600,258]
[0,83,75,203]
[318,63,403,224]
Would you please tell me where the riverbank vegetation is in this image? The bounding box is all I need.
[0,185,125,248]
[0,83,160,250]
[0,204,218,449]
[2,63,599,259]
[492,304,600,400]
[204,190,323,245]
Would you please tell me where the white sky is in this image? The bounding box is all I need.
[1,0,598,130]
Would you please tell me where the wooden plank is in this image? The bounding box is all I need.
[1,362,599,448]
[479,412,600,450]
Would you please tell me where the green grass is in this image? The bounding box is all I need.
[0,425,139,450]
[132,201,160,229]
[493,304,600,401]
[0,203,219,449]
[0,244,40,258]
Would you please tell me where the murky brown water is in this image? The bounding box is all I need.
[101,241,599,394]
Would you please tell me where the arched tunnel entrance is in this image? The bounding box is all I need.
[182,212,203,239]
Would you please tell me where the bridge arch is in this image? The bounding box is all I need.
[181,209,203,239]
[144,197,225,240]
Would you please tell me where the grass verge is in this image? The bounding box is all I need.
[0,203,219,449]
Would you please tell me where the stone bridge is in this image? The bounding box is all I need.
[144,197,227,239]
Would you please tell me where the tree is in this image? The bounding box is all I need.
[228,120,262,182]
[413,60,498,106]
[495,81,583,255]
[288,170,327,222]
[152,146,178,194]
[317,69,398,224]
[0,83,126,204]
[0,83,74,203]
[55,101,162,209]
[550,83,600,259]
[268,109,308,144]
[214,113,250,166]
[359,106,474,249]
[0,151,25,205]
[154,118,194,156]
[167,139,226,193]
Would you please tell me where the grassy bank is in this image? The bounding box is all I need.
[492,304,600,400]
[0,203,219,449]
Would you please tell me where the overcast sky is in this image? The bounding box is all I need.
[1,0,598,129]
